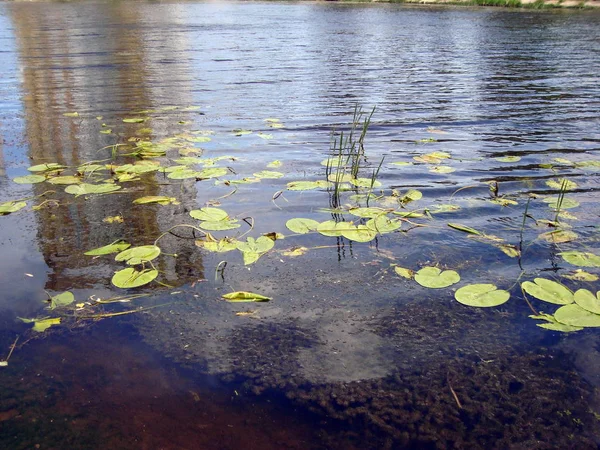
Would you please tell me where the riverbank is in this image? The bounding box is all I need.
[392,0,600,8]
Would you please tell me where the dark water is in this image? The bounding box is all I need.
[1,1,600,449]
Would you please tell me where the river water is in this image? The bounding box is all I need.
[1,2,600,449]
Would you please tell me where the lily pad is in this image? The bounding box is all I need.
[222,291,271,302]
[123,118,146,123]
[316,220,346,237]
[429,166,455,174]
[197,238,238,253]
[538,230,578,244]
[236,236,274,265]
[65,183,121,196]
[495,156,521,163]
[115,245,161,265]
[454,284,510,307]
[394,266,414,279]
[167,169,202,180]
[562,270,598,282]
[286,218,320,234]
[0,201,27,215]
[559,251,600,268]
[574,289,600,314]
[267,160,282,168]
[85,241,131,256]
[542,197,580,209]
[366,215,402,233]
[112,268,158,288]
[341,224,377,243]
[448,223,481,235]
[349,178,382,188]
[253,170,284,179]
[287,180,332,191]
[13,175,46,184]
[349,207,388,218]
[190,207,229,222]
[414,267,460,289]
[47,176,82,185]
[133,196,179,206]
[49,291,75,310]
[199,220,241,231]
[521,278,573,305]
[546,179,577,190]
[554,303,600,328]
[197,167,229,179]
[33,317,61,332]
[28,163,65,172]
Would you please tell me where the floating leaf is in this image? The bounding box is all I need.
[497,244,520,258]
[321,156,348,167]
[222,291,271,302]
[65,183,121,196]
[282,247,308,257]
[47,175,82,185]
[521,278,573,305]
[495,156,521,163]
[546,179,577,190]
[13,175,46,184]
[85,241,131,256]
[199,220,240,231]
[236,236,274,254]
[554,303,600,328]
[454,284,510,307]
[349,207,388,219]
[447,223,481,235]
[0,201,26,215]
[267,160,282,168]
[167,169,201,180]
[103,215,124,224]
[349,178,382,188]
[574,289,600,314]
[190,207,229,222]
[257,133,273,140]
[542,197,579,209]
[28,163,65,172]
[33,317,61,332]
[429,166,455,174]
[562,270,598,282]
[49,291,75,310]
[112,268,158,288]
[394,266,414,279]
[430,204,460,214]
[366,215,402,233]
[123,118,146,123]
[538,230,578,244]
[115,245,161,265]
[537,322,583,332]
[197,167,229,179]
[489,198,518,207]
[133,196,179,206]
[316,220,346,237]
[399,189,422,204]
[559,251,600,268]
[197,238,238,253]
[63,112,79,117]
[327,173,354,183]
[414,267,460,289]
[254,170,284,179]
[287,180,332,191]
[341,224,377,243]
[286,218,320,234]
[390,161,412,166]
[232,129,252,136]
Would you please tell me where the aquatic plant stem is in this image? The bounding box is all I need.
[154,224,207,246]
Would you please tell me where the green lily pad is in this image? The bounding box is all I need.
[85,241,131,256]
[538,230,578,244]
[33,317,61,332]
[349,207,387,219]
[546,179,577,190]
[454,284,510,307]
[199,220,241,231]
[542,197,580,209]
[65,183,121,196]
[267,160,282,168]
[341,224,377,243]
[0,201,26,215]
[112,268,158,288]
[253,170,284,179]
[414,267,460,289]
[49,291,75,310]
[133,196,179,205]
[286,218,320,234]
[489,198,518,207]
[394,266,414,279]
[430,204,460,214]
[349,178,382,188]
[287,180,332,191]
[47,175,82,185]
[554,303,600,328]
[13,175,46,184]
[28,163,65,172]
[115,245,161,265]
[429,166,455,174]
[574,289,600,314]
[123,118,146,123]
[559,251,600,268]
[495,156,521,163]
[167,169,201,180]
[321,156,348,167]
[562,270,598,282]
[198,238,238,253]
[399,189,422,204]
[190,207,229,222]
[521,278,573,305]
[316,220,346,237]
[222,291,271,302]
[236,236,274,254]
[366,215,402,233]
[390,161,413,167]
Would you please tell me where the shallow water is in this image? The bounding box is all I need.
[1,1,600,448]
